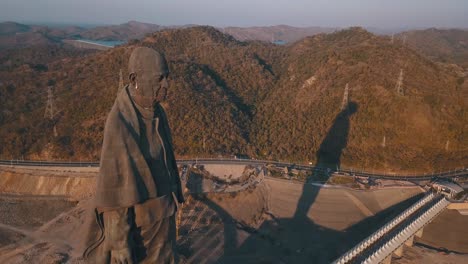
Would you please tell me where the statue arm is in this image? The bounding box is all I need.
[160,108,185,204]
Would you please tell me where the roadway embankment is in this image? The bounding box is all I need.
[0,165,97,200]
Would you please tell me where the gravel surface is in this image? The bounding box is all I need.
[0,226,25,248]
[0,196,77,229]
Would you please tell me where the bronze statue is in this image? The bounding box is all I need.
[82,47,184,263]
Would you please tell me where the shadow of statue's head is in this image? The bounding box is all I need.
[347,101,358,115]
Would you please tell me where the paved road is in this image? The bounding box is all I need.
[1,159,467,182]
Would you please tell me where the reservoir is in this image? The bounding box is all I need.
[75,39,125,47]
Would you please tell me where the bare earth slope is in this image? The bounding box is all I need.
[0,171,426,264]
[1,164,467,263]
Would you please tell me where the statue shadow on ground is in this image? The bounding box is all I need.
[177,169,239,263]
[178,102,423,263]
[215,102,361,263]
[216,190,423,264]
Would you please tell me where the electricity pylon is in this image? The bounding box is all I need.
[44,86,58,137]
[341,83,349,111]
[118,69,124,92]
[395,69,404,96]
[44,86,56,119]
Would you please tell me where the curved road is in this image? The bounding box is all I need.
[0,159,467,182]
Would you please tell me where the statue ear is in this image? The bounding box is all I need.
[129,72,137,83]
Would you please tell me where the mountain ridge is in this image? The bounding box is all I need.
[398,28,468,68]
[0,26,466,172]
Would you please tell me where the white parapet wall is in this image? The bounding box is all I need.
[202,164,247,179]
[363,196,450,263]
[333,192,452,264]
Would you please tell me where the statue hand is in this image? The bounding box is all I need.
[102,208,134,264]
[110,247,134,264]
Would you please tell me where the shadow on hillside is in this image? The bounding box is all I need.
[176,102,424,263]
[213,102,363,263]
[315,101,358,172]
[281,102,359,261]
[293,102,358,233]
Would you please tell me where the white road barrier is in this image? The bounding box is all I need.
[333,193,450,264]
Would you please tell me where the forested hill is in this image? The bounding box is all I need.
[0,27,466,172]
[399,28,468,68]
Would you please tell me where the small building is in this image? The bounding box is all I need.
[431,180,464,199]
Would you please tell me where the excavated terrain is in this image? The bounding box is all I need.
[0,166,467,263]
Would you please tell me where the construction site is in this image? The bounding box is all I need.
[0,161,466,264]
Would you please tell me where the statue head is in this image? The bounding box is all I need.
[128,47,169,109]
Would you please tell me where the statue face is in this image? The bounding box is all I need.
[128,47,169,109]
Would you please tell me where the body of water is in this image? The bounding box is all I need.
[76,39,125,47]
[272,40,287,45]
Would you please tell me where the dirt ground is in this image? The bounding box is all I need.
[0,195,78,262]
[214,179,425,263]
[0,171,467,263]
[0,195,76,229]
[393,245,468,264]
[417,209,468,253]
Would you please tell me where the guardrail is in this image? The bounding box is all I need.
[1,159,467,180]
[333,193,435,263]
[0,159,467,181]
[363,196,450,264]
[334,193,450,263]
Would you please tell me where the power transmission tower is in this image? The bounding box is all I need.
[118,69,124,92]
[341,83,349,111]
[44,86,56,119]
[44,86,58,137]
[395,69,404,96]
[202,133,206,152]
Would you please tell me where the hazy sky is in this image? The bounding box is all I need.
[1,0,467,28]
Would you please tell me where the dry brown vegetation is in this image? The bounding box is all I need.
[0,27,466,172]
[223,25,335,43]
[399,28,468,68]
